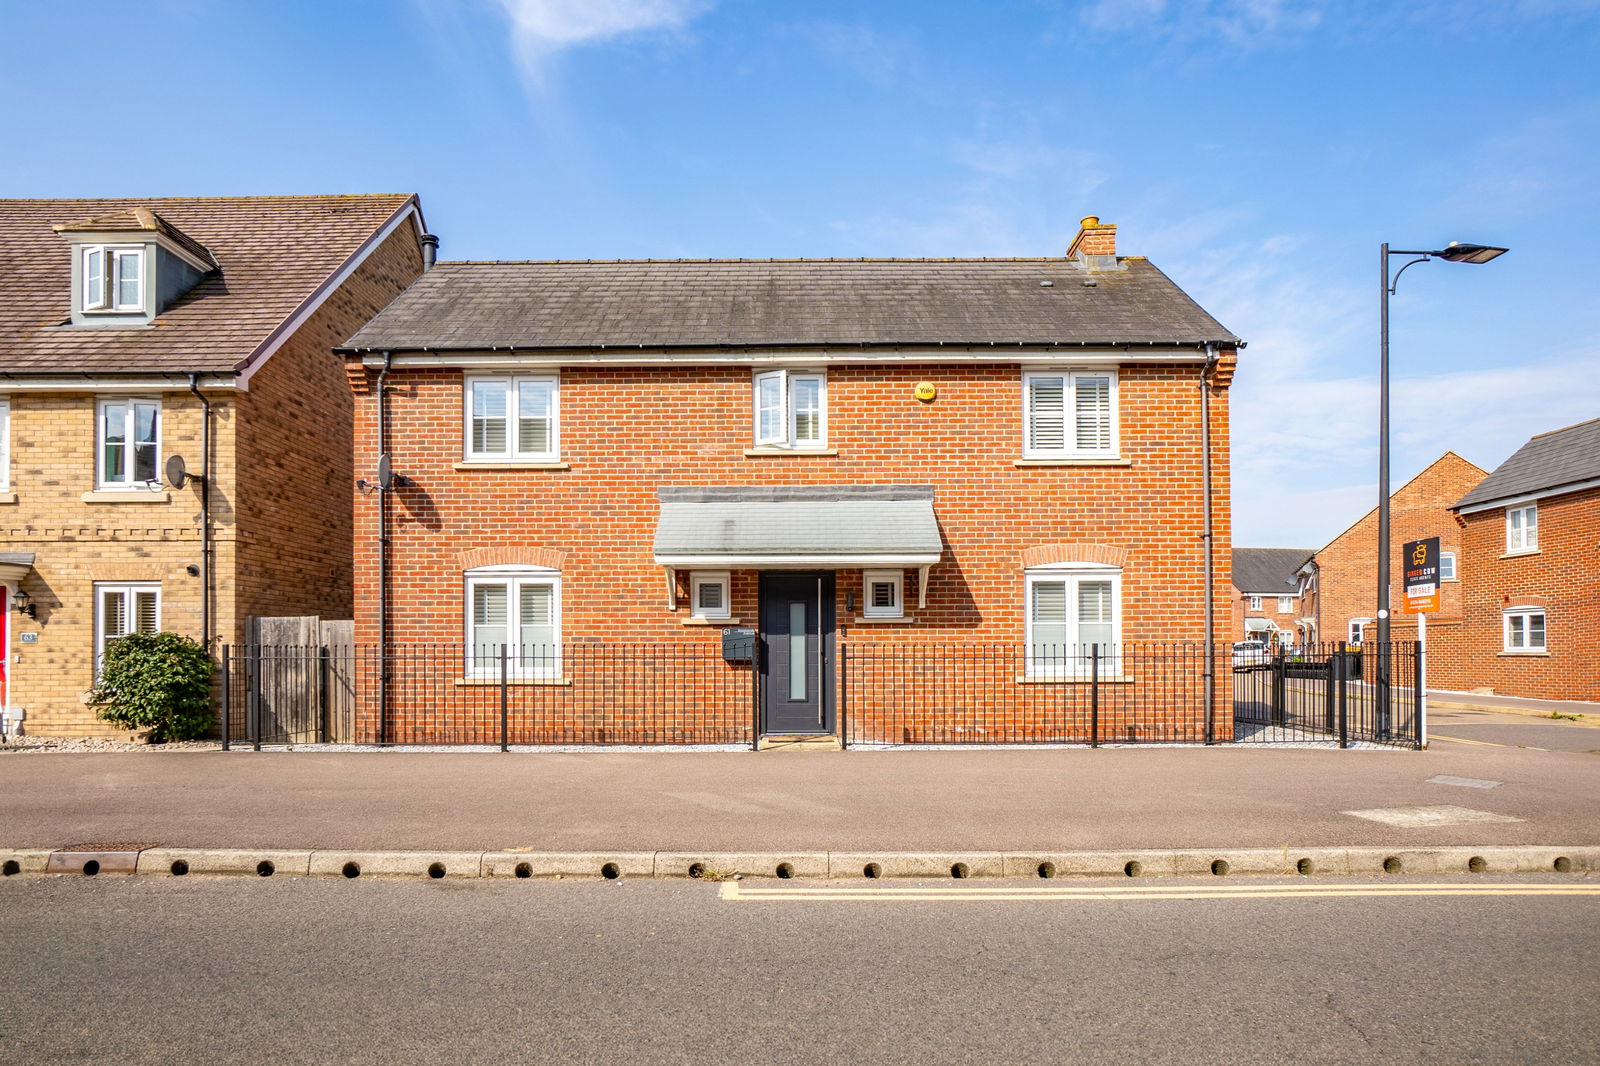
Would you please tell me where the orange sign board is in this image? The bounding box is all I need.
[1402,536,1440,614]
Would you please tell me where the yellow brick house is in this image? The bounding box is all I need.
[0,195,432,736]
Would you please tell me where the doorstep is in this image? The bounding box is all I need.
[757,734,843,752]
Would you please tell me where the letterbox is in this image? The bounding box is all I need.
[721,627,756,662]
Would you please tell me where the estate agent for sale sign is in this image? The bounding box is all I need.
[1402,536,1441,614]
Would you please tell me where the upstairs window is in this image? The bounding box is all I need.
[1024,370,1116,459]
[1506,505,1537,553]
[1439,552,1457,581]
[97,398,160,489]
[1248,595,1262,611]
[465,375,559,462]
[752,370,826,449]
[1278,596,1293,613]
[82,245,144,312]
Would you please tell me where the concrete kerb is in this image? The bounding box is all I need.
[482,852,656,880]
[137,848,313,878]
[6,846,1597,881]
[308,850,487,880]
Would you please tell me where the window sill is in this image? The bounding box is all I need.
[1497,651,1550,658]
[454,677,572,686]
[0,493,16,504]
[853,615,913,624]
[453,462,570,471]
[744,448,839,457]
[681,616,740,626]
[82,490,170,503]
[1016,675,1132,684]
[1500,550,1540,559]
[1013,457,1130,467]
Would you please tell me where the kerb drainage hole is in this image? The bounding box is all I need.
[775,862,794,879]
[1296,858,1314,876]
[515,862,533,879]
[427,862,446,879]
[1210,859,1230,877]
[950,862,970,879]
[257,860,275,877]
[1382,856,1403,874]
[1037,862,1056,879]
[82,860,100,877]
[342,861,361,879]
[170,860,190,876]
[600,862,620,880]
[863,863,881,879]
[1,860,19,877]
[1123,861,1142,878]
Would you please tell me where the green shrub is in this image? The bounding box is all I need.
[88,632,215,742]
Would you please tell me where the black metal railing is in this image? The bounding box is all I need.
[217,639,1423,750]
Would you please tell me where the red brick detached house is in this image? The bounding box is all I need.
[337,217,1243,746]
[1230,548,1312,648]
[1430,418,1600,701]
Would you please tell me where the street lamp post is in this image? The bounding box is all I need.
[1377,240,1507,735]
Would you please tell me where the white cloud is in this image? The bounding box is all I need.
[493,0,707,48]
[1079,0,1325,46]
[799,20,918,88]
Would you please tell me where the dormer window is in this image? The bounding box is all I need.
[83,245,145,312]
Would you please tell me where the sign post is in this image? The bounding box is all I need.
[1402,536,1440,746]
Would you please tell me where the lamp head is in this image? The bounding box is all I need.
[1436,242,1508,264]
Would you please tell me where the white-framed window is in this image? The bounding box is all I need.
[752,369,827,449]
[1025,564,1121,676]
[1277,596,1293,613]
[464,375,559,462]
[1247,595,1262,611]
[1440,552,1457,581]
[0,396,9,491]
[689,570,731,620]
[97,397,160,489]
[1348,618,1370,645]
[82,245,145,313]
[1503,607,1546,653]
[862,569,904,619]
[95,582,160,668]
[1506,504,1538,553]
[1023,370,1116,459]
[464,566,561,677]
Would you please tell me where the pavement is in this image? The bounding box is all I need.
[2,705,1596,857]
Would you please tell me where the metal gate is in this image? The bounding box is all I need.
[1232,641,1421,748]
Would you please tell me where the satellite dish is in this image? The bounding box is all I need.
[165,454,190,489]
[377,453,394,491]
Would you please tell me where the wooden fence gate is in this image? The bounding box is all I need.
[239,617,355,744]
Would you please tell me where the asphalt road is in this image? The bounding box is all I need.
[2,875,1596,1065]
[1429,706,1600,753]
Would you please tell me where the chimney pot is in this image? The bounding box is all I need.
[420,233,440,271]
[1068,215,1117,262]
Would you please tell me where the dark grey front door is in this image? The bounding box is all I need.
[759,571,834,735]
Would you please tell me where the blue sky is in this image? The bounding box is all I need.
[4,0,1598,548]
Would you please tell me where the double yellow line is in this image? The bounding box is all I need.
[719,881,1599,903]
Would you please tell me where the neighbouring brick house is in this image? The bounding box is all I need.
[336,216,1244,746]
[0,195,429,736]
[1230,547,1312,648]
[1294,452,1485,652]
[1428,418,1600,701]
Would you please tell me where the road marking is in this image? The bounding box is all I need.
[1342,804,1522,827]
[1431,734,1504,746]
[1427,775,1502,789]
[719,882,1600,903]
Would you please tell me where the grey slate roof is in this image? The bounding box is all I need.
[1454,417,1600,509]
[1231,548,1313,594]
[342,257,1239,352]
[654,486,942,559]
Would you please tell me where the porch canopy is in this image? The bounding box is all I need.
[0,552,35,584]
[653,485,942,608]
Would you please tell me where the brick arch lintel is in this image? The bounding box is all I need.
[457,546,567,572]
[1021,542,1128,569]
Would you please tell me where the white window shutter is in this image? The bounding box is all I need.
[471,381,509,455]
[517,378,553,455]
[1073,375,1112,451]
[103,590,127,640]
[1028,376,1066,452]
[1030,580,1069,653]
[133,591,159,634]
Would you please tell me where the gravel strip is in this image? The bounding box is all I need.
[0,736,221,754]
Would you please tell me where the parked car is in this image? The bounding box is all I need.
[1232,640,1270,666]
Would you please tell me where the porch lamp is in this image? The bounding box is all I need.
[11,588,35,619]
[1376,240,1507,731]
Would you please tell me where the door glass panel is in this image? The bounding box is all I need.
[788,601,807,701]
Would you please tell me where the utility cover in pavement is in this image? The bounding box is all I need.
[1427,775,1502,789]
[1341,805,1522,827]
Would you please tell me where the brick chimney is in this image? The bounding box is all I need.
[1067,215,1117,259]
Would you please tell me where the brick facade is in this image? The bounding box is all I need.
[3,213,423,736]
[1428,484,1599,701]
[347,356,1237,742]
[1300,452,1485,653]
[1228,588,1303,646]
